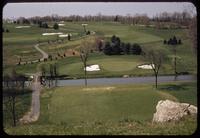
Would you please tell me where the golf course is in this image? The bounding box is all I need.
[3,21,197,77]
[3,5,197,135]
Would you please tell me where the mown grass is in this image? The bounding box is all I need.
[157,82,197,105]
[3,21,197,77]
[7,50,195,78]
[4,81,197,135]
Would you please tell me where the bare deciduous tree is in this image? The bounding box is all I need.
[79,39,92,86]
[143,48,166,88]
[3,68,30,127]
[188,16,197,55]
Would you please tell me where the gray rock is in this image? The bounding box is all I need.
[153,100,197,123]
[188,105,197,115]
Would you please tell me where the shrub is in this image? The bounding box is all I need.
[131,43,142,55]
[86,31,90,35]
[172,36,178,45]
[111,35,117,43]
[163,40,167,44]
[168,38,173,45]
[53,23,59,30]
[178,39,182,44]
[112,44,121,55]
[103,42,112,55]
[124,43,131,54]
[68,34,71,41]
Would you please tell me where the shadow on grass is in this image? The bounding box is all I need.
[3,88,32,97]
[158,84,188,91]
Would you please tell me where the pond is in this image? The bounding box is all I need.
[56,75,196,86]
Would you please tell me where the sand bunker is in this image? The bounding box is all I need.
[137,64,155,69]
[83,87,115,91]
[84,64,100,71]
[42,32,63,36]
[16,26,31,28]
[58,23,65,26]
[59,33,72,37]
[91,31,96,34]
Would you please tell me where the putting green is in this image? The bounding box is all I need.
[58,56,141,75]
[89,59,138,71]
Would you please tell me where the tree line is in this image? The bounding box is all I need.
[163,36,182,45]
[4,10,193,26]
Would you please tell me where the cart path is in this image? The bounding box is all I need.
[34,44,48,60]
[19,73,41,124]
[17,44,48,65]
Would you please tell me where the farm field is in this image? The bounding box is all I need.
[3,21,197,77]
[4,81,197,135]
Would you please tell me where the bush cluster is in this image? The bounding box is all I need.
[163,36,182,45]
[103,35,142,55]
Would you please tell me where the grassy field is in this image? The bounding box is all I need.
[4,81,197,135]
[3,21,197,77]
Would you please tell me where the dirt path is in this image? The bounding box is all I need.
[19,73,42,124]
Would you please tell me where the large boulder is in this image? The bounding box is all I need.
[153,100,197,123]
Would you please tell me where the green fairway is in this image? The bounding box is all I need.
[4,81,197,135]
[3,21,197,77]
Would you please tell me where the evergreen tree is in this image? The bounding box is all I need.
[68,34,71,41]
[124,43,131,54]
[103,42,112,55]
[53,23,59,30]
[178,39,182,44]
[111,35,117,43]
[163,39,167,44]
[131,43,142,55]
[112,44,121,55]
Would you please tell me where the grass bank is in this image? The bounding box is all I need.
[4,81,197,135]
